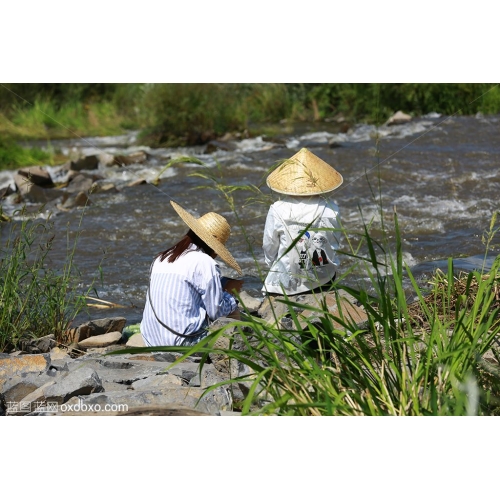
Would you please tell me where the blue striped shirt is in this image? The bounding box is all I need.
[141,245,237,346]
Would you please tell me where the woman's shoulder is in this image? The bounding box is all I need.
[184,249,217,270]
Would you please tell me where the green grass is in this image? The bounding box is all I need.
[0,136,53,170]
[0,206,101,352]
[110,155,500,416]
[114,217,500,416]
[1,84,500,154]
[5,100,132,139]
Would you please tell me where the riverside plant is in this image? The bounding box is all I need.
[116,213,500,416]
[0,206,99,352]
[113,156,500,415]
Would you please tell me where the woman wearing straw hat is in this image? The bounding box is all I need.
[262,148,343,295]
[141,201,243,347]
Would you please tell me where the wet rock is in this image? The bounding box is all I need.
[386,110,412,126]
[325,112,347,123]
[58,191,91,210]
[65,173,94,194]
[70,155,99,171]
[126,178,147,187]
[0,185,15,199]
[91,180,119,194]
[97,153,115,166]
[17,167,54,188]
[14,174,66,204]
[204,140,237,154]
[112,151,148,166]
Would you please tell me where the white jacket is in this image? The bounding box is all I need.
[262,196,341,295]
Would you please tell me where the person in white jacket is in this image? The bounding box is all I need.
[262,148,343,295]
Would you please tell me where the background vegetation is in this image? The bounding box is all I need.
[0,83,499,168]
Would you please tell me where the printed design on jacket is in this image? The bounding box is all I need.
[282,220,336,290]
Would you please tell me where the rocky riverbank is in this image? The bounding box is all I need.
[0,289,367,416]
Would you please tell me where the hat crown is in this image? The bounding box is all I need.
[170,201,242,275]
[266,147,343,196]
[198,212,230,244]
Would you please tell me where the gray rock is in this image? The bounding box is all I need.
[164,361,203,383]
[131,373,184,390]
[64,317,127,343]
[19,334,56,354]
[42,365,104,404]
[2,371,60,403]
[239,291,263,312]
[257,296,289,326]
[17,167,54,188]
[386,110,412,126]
[0,354,50,393]
[14,174,66,204]
[70,155,99,171]
[78,331,122,349]
[112,151,148,166]
[67,357,171,385]
[189,363,227,389]
[125,333,146,347]
[59,385,231,415]
[65,174,94,194]
[90,180,119,194]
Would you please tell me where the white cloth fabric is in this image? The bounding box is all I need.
[141,245,237,346]
[262,196,341,295]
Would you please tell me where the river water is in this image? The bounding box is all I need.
[1,113,499,325]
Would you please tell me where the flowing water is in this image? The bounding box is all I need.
[1,113,499,325]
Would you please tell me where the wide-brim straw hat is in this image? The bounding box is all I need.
[266,147,343,196]
[170,201,242,275]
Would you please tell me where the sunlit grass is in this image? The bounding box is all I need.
[0,206,103,352]
[1,100,131,141]
[112,156,500,415]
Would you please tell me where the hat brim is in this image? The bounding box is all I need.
[170,201,242,275]
[266,174,344,196]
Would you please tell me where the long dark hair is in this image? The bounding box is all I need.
[156,229,214,263]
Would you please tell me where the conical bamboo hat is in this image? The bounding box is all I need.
[170,201,242,275]
[266,148,343,196]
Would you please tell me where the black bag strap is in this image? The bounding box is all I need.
[147,258,202,338]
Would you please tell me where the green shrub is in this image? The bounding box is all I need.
[0,207,99,352]
[0,136,51,170]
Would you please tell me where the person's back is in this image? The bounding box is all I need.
[142,246,234,346]
[261,148,343,296]
[141,201,242,347]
